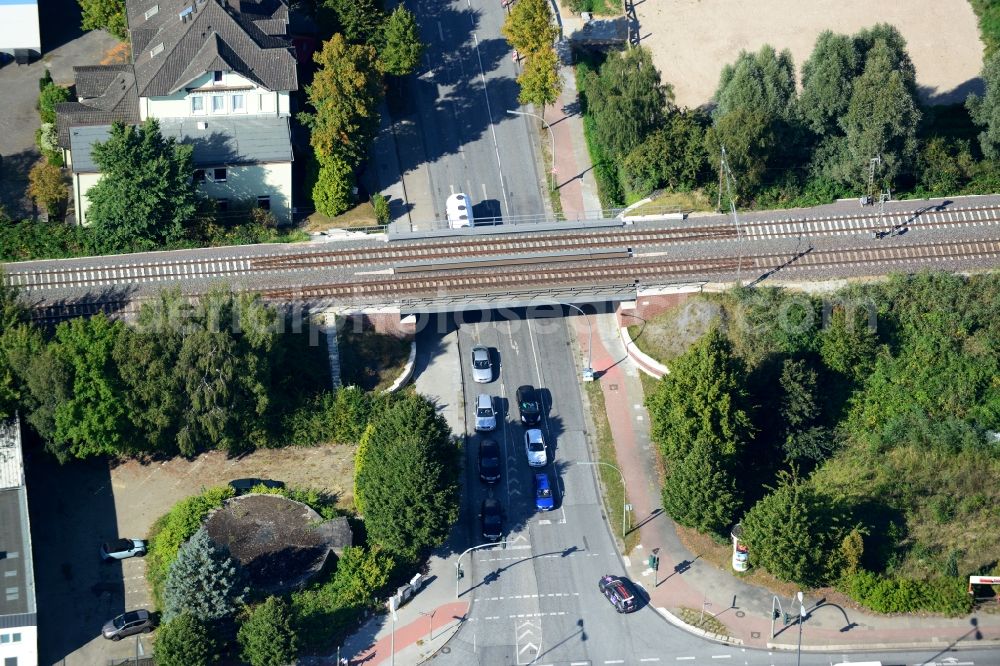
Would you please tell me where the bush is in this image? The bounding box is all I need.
[163,527,248,622]
[280,388,389,447]
[153,613,217,666]
[146,486,236,607]
[38,82,71,124]
[840,569,972,615]
[238,596,298,666]
[370,193,390,224]
[312,154,354,217]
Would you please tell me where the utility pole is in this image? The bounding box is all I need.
[862,155,881,206]
[719,146,743,285]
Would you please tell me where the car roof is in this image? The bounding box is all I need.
[122,609,150,621]
[472,345,488,356]
[476,394,492,407]
[480,439,499,453]
[517,385,536,397]
[105,538,135,550]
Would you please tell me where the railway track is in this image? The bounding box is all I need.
[26,238,1000,324]
[8,202,1000,291]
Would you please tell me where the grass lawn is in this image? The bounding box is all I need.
[627,297,722,363]
[305,201,384,232]
[560,0,620,16]
[338,325,412,392]
[626,190,716,216]
[584,381,641,554]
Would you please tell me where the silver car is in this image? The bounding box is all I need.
[471,346,493,383]
[475,394,497,431]
[102,609,154,640]
[100,538,148,561]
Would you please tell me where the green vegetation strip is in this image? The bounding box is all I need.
[675,607,731,637]
[584,381,640,553]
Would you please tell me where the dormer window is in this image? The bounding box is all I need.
[213,71,223,85]
[150,43,164,57]
[179,5,193,20]
[144,4,158,19]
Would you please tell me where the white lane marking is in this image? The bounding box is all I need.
[471,31,511,219]
[437,21,444,41]
[675,658,695,661]
[710,656,731,660]
[639,659,660,663]
[605,661,625,664]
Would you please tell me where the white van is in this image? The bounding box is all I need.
[447,193,474,229]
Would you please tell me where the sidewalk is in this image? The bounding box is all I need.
[569,311,1000,653]
[542,64,603,220]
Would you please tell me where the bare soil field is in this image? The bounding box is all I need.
[635,0,985,109]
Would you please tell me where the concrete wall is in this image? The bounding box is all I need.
[0,624,37,666]
[74,161,292,225]
[340,311,416,338]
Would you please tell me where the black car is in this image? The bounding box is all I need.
[478,439,501,484]
[598,575,638,613]
[516,385,542,425]
[480,498,503,541]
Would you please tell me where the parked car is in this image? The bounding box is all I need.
[475,394,497,431]
[598,575,637,613]
[524,428,547,467]
[479,439,501,484]
[447,192,474,229]
[534,473,554,511]
[471,346,492,383]
[102,609,154,640]
[100,538,147,561]
[516,385,542,425]
[480,498,503,541]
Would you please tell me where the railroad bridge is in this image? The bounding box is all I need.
[4,195,1000,329]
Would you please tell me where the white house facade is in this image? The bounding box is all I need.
[57,0,298,225]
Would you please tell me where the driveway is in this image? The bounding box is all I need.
[28,444,355,665]
[0,0,118,218]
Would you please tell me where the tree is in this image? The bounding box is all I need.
[378,6,424,76]
[645,328,753,462]
[583,46,672,159]
[28,161,67,218]
[779,358,831,463]
[917,137,975,195]
[818,304,879,384]
[840,39,921,185]
[312,154,355,217]
[78,0,128,41]
[852,24,917,95]
[967,50,1000,160]
[502,0,558,56]
[621,111,708,196]
[302,34,382,165]
[86,119,199,253]
[153,613,216,666]
[238,596,298,666]
[740,470,845,587]
[50,315,132,460]
[326,0,383,43]
[661,438,741,535]
[0,282,31,420]
[38,82,71,125]
[713,45,797,120]
[799,31,860,136]
[163,528,248,622]
[517,47,562,114]
[354,393,458,559]
[704,108,777,202]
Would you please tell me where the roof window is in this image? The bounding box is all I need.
[143,4,158,19]
[179,5,193,20]
[150,43,164,57]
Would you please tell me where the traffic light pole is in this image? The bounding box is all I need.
[455,540,507,598]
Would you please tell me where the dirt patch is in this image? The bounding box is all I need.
[629,296,722,362]
[205,494,333,593]
[636,0,985,109]
[339,325,412,392]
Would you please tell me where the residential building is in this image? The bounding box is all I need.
[0,417,38,666]
[57,0,298,225]
[0,0,41,63]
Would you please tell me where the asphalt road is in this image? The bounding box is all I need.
[446,311,706,664]
[433,309,999,666]
[401,0,546,228]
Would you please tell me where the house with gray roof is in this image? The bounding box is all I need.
[57,0,298,225]
[0,417,38,666]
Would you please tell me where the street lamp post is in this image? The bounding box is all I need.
[455,541,507,598]
[507,109,556,191]
[562,303,594,381]
[575,461,627,539]
[795,591,806,666]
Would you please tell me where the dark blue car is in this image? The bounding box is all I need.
[534,473,554,511]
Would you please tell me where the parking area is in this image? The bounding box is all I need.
[28,444,355,665]
[0,0,117,218]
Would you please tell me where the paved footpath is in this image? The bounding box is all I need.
[569,310,1000,653]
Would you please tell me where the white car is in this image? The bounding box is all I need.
[447,192,474,229]
[471,346,493,383]
[475,394,497,431]
[100,538,148,561]
[524,428,547,467]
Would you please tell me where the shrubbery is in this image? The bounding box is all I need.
[840,570,972,616]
